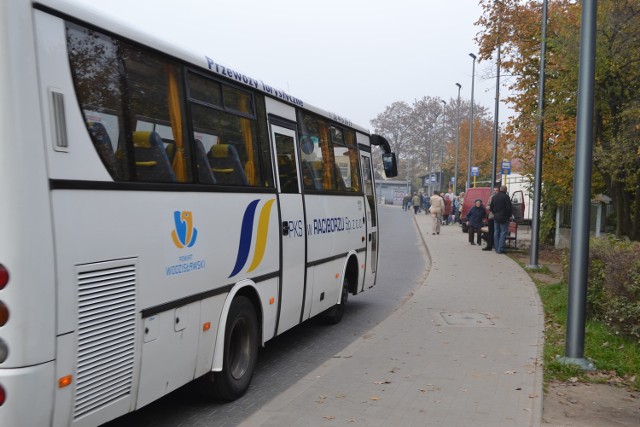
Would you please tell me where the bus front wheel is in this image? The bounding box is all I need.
[198,296,259,401]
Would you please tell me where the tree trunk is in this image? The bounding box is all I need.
[615,182,625,238]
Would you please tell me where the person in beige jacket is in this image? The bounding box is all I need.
[429,190,445,235]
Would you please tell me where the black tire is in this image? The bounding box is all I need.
[322,279,349,324]
[198,296,259,401]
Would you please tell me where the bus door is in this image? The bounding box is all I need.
[360,151,378,290]
[269,124,307,334]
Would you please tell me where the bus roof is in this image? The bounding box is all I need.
[35,0,371,135]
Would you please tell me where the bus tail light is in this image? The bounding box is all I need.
[0,383,5,406]
[0,338,7,363]
[0,301,7,326]
[0,264,8,290]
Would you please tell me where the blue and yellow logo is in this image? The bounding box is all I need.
[171,211,198,248]
[229,199,275,277]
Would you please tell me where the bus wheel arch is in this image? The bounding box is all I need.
[344,254,359,295]
[322,254,358,324]
[199,283,262,401]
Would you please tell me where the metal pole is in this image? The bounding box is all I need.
[467,53,476,190]
[454,83,462,194]
[491,46,501,192]
[427,122,433,194]
[560,0,597,371]
[528,0,548,270]
[440,100,447,192]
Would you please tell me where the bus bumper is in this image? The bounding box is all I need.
[0,362,55,427]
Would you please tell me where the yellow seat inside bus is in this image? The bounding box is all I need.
[207,144,247,186]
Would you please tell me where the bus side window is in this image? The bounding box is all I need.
[187,72,266,187]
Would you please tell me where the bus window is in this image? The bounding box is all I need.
[187,72,268,187]
[67,22,193,183]
[67,24,128,179]
[297,111,336,191]
[274,133,299,193]
[331,127,360,192]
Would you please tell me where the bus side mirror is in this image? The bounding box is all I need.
[382,153,398,178]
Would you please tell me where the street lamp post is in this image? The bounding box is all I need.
[467,53,477,190]
[491,46,501,191]
[454,83,462,194]
[528,0,549,270]
[440,100,447,192]
[428,116,437,194]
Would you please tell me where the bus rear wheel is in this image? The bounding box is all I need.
[198,296,258,401]
[322,278,349,324]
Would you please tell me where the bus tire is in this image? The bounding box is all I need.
[199,296,259,401]
[322,278,349,324]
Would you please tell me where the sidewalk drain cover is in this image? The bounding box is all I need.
[440,312,496,327]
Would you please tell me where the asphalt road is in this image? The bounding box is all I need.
[105,205,427,427]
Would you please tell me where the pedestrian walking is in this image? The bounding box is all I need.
[443,194,452,225]
[412,192,421,214]
[489,185,512,254]
[453,193,461,223]
[429,190,444,235]
[403,194,411,211]
[457,192,465,223]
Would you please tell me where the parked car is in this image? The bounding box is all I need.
[460,187,525,232]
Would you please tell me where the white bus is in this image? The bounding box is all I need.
[0,1,398,425]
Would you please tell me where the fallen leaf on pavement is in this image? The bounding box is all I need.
[323,416,336,420]
[370,396,380,401]
[504,370,516,375]
[374,380,391,385]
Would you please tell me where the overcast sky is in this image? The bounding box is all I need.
[85,0,507,130]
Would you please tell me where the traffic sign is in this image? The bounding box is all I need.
[501,161,511,175]
[471,166,479,177]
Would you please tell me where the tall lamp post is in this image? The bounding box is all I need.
[440,100,447,192]
[561,0,598,371]
[454,83,462,194]
[428,116,437,194]
[491,46,501,190]
[528,0,548,270]
[467,53,477,190]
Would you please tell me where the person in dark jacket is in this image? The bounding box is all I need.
[489,185,512,253]
[482,187,500,251]
[466,199,486,245]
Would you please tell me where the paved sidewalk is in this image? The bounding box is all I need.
[240,211,544,427]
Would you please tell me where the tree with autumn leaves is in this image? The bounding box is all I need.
[476,0,640,241]
[371,97,506,194]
